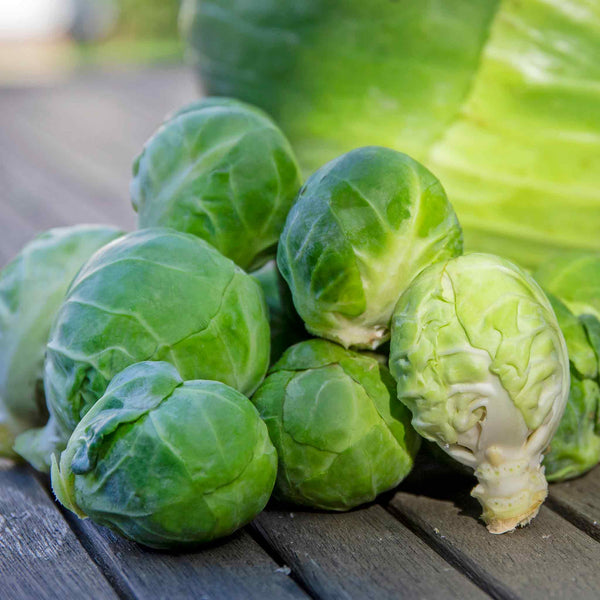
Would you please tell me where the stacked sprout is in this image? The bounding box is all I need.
[0,95,589,547]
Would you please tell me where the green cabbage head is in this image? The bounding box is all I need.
[52,361,276,549]
[0,225,122,457]
[182,0,600,267]
[277,146,462,350]
[131,97,302,271]
[252,339,421,510]
[16,228,269,471]
[390,253,569,533]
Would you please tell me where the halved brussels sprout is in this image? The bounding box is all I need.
[277,146,462,350]
[131,97,302,271]
[0,225,122,457]
[252,339,420,510]
[16,228,270,471]
[52,361,277,549]
[390,253,569,533]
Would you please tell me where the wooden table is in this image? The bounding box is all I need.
[2,67,600,600]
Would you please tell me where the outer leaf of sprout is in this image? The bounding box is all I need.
[535,257,600,481]
[251,260,307,364]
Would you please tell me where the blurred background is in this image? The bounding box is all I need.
[0,0,183,84]
[1,0,599,269]
[0,0,196,259]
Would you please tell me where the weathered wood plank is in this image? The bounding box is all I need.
[0,463,118,600]
[63,514,310,600]
[388,478,600,600]
[547,467,600,542]
[254,504,489,600]
[0,112,132,228]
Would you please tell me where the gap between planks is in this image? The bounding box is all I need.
[31,470,311,600]
[0,463,118,600]
[546,469,600,542]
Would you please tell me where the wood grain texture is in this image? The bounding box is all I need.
[388,480,600,600]
[64,515,309,600]
[548,468,600,542]
[0,463,117,600]
[254,503,489,600]
[0,67,197,259]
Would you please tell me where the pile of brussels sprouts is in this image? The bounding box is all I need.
[1,98,599,548]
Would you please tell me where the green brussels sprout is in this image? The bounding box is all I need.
[0,225,122,457]
[542,295,600,481]
[252,339,421,510]
[390,253,569,534]
[535,252,600,320]
[52,361,277,549]
[131,97,302,271]
[277,147,463,350]
[16,228,269,471]
[251,260,307,364]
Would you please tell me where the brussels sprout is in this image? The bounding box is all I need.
[0,225,122,457]
[535,252,600,320]
[16,228,269,471]
[131,98,302,271]
[52,361,277,549]
[252,339,420,510]
[542,295,600,481]
[390,253,569,534]
[277,147,463,350]
[251,260,307,364]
